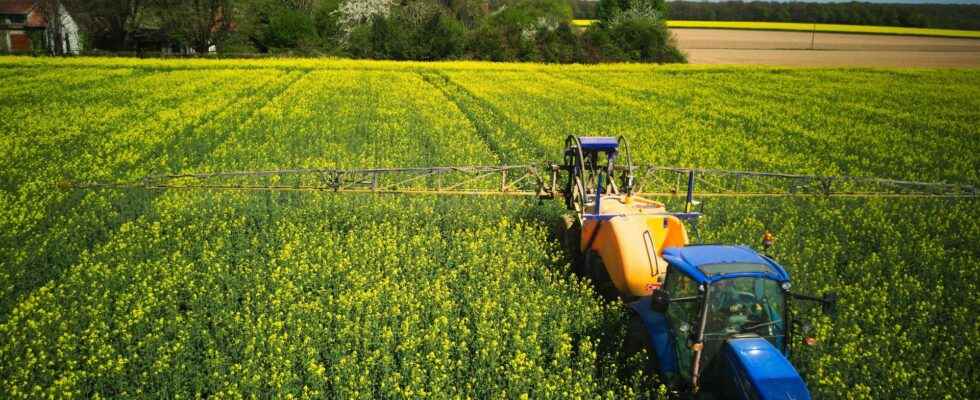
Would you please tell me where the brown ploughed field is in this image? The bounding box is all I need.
[674,28,980,67]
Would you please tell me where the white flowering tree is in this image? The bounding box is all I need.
[334,0,396,38]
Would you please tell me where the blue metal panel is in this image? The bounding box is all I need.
[578,136,619,152]
[629,298,678,375]
[583,214,617,221]
[723,337,811,400]
[662,245,791,284]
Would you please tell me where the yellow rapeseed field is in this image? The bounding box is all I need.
[571,19,980,38]
[0,57,978,399]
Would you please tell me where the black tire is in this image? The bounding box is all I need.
[585,250,619,301]
[560,216,585,276]
[625,312,660,373]
[563,135,588,212]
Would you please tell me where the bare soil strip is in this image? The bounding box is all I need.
[684,49,980,68]
[674,28,980,67]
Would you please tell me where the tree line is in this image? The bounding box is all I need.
[573,1,980,31]
[55,0,684,63]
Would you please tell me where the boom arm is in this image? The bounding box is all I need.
[65,164,976,198]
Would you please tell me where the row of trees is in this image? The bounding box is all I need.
[345,0,684,63]
[58,0,685,63]
[572,1,980,31]
[49,0,232,53]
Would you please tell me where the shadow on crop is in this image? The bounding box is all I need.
[0,188,162,320]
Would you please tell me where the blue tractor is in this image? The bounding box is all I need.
[628,245,837,399]
[558,136,838,398]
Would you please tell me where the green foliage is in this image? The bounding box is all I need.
[261,7,319,50]
[218,31,262,53]
[586,0,684,63]
[533,23,583,64]
[313,0,345,46]
[347,9,466,61]
[580,27,628,62]
[152,0,234,53]
[27,31,47,53]
[422,12,467,60]
[446,0,491,27]
[466,0,574,62]
[66,0,687,63]
[597,0,668,22]
[337,0,681,64]
[598,14,685,63]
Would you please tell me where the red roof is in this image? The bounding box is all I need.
[0,1,47,28]
[0,1,35,14]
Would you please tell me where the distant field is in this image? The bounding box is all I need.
[674,28,980,67]
[572,19,980,39]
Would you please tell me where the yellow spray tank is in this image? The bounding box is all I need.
[561,136,700,298]
[580,195,689,296]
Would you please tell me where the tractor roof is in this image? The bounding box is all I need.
[662,245,790,284]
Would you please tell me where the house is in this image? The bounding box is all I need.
[0,0,81,54]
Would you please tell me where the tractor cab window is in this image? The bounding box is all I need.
[703,277,786,361]
[663,269,701,379]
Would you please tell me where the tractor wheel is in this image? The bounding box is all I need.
[624,312,660,374]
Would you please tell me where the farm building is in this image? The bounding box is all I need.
[0,0,80,54]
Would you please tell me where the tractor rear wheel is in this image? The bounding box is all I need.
[625,312,660,374]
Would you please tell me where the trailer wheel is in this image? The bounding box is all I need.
[559,215,585,275]
[585,250,618,301]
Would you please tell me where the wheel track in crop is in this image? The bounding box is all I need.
[0,70,311,320]
[2,70,221,318]
[418,71,546,164]
[550,69,980,185]
[542,70,771,167]
[151,69,311,174]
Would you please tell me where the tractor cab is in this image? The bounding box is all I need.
[630,245,836,400]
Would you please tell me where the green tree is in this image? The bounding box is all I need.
[597,0,666,22]
[588,0,685,63]
[234,0,319,52]
[420,11,466,59]
[62,0,152,50]
[264,6,317,49]
[466,0,572,61]
[154,0,234,53]
[603,14,683,62]
[313,0,343,46]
